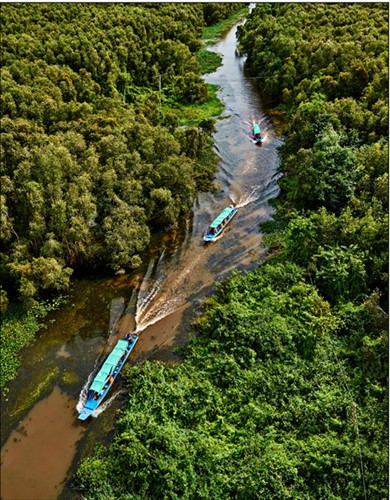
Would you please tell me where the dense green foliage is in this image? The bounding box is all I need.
[75,4,388,499]
[75,263,387,499]
[237,3,388,306]
[239,4,387,121]
[0,3,244,309]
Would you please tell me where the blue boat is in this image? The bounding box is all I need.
[78,333,138,421]
[251,122,263,143]
[203,205,237,242]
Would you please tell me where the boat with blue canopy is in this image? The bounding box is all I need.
[251,122,263,143]
[203,205,237,243]
[78,333,138,421]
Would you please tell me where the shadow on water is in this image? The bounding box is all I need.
[1,13,282,500]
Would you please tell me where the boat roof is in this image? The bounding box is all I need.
[90,340,128,393]
[90,370,110,392]
[210,207,235,228]
[117,339,129,349]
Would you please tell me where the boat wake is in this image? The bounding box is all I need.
[206,231,225,243]
[135,252,166,326]
[91,391,122,418]
[76,249,179,419]
[250,134,268,144]
[76,370,96,414]
[135,252,203,332]
[135,279,161,327]
[231,186,262,208]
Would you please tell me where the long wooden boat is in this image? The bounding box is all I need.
[78,333,138,421]
[203,205,237,243]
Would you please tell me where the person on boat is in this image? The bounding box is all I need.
[252,122,261,140]
[109,375,114,384]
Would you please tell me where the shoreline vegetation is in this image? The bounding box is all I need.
[0,5,246,391]
[0,298,64,393]
[75,4,388,499]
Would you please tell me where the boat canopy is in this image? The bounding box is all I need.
[210,207,235,228]
[90,368,111,393]
[106,340,128,364]
[89,340,128,393]
[253,123,261,134]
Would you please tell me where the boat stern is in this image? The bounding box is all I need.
[78,397,99,421]
[78,407,94,421]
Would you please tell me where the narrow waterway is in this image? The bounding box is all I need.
[1,17,281,500]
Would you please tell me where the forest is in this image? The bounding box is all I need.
[74,4,388,499]
[0,3,243,311]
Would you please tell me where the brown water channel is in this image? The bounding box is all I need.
[1,19,282,500]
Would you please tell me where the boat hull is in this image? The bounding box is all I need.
[78,404,97,421]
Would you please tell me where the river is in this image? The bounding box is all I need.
[0,17,281,500]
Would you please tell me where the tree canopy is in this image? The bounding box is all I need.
[0,3,243,309]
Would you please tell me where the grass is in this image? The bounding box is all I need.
[198,49,223,75]
[201,7,249,43]
[62,369,81,385]
[162,84,224,127]
[1,308,41,391]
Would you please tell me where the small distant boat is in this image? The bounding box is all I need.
[251,122,263,144]
[78,333,138,421]
[203,205,237,243]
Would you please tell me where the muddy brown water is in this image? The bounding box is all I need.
[1,17,282,500]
